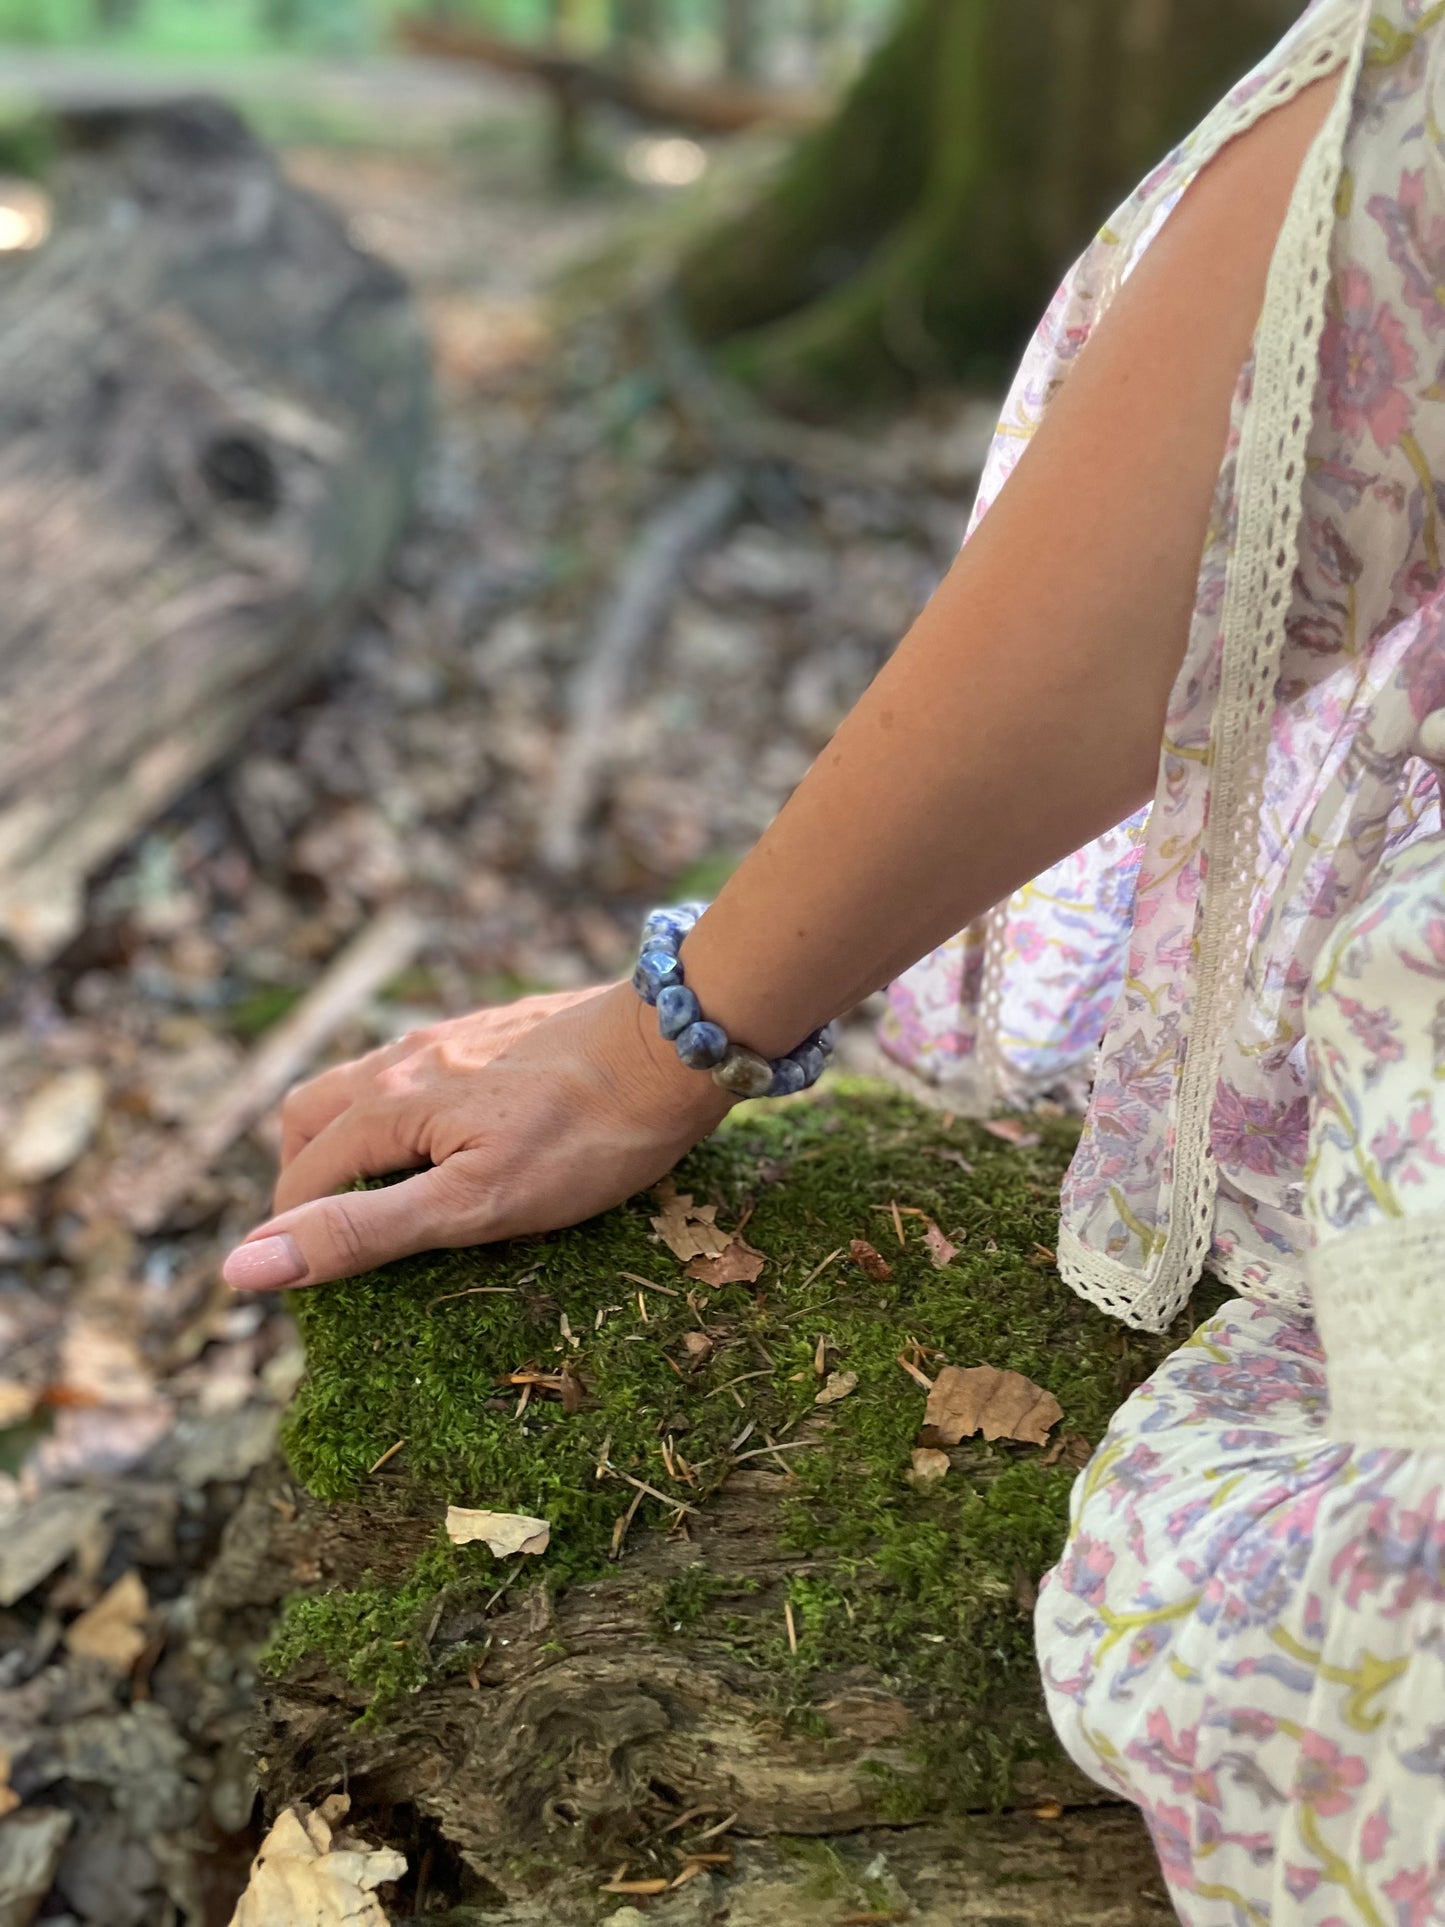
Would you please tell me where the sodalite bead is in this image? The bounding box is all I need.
[656,984,701,1041]
[675,1020,729,1070]
[643,904,702,947]
[633,948,684,1005]
[713,1045,775,1099]
[793,1044,827,1087]
[767,1058,809,1098]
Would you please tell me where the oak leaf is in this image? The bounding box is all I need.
[685,1236,766,1286]
[444,1507,551,1558]
[922,1365,1062,1449]
[228,1797,405,1927]
[650,1180,732,1263]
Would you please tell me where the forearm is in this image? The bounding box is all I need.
[679,73,1337,1061]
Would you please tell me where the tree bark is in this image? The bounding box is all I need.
[0,100,429,964]
[676,0,1302,408]
[211,1459,1172,1925]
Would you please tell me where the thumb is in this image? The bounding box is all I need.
[221,1164,470,1291]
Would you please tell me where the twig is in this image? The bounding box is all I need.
[603,1463,702,1517]
[539,471,742,875]
[619,1271,681,1298]
[897,1352,935,1393]
[707,1369,773,1397]
[731,1439,823,1465]
[785,1598,798,1655]
[609,1486,645,1560]
[121,905,425,1232]
[367,1440,406,1475]
[797,1247,845,1293]
[427,1286,517,1313]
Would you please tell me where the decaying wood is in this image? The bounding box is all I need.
[397,18,828,135]
[209,1458,1170,1924]
[0,100,429,964]
[539,470,740,875]
[118,905,425,1233]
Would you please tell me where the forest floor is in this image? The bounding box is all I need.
[0,84,1002,1927]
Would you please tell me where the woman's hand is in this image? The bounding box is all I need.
[220,982,732,1291]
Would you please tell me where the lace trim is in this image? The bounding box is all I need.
[1057,4,1367,1335]
[1311,1214,1445,1447]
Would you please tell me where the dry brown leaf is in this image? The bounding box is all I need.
[685,1236,765,1287]
[3,1068,106,1184]
[1042,1430,1094,1469]
[922,1365,1062,1449]
[444,1507,551,1558]
[64,1570,149,1670]
[849,1238,893,1282]
[650,1180,732,1264]
[681,1331,714,1362]
[908,1447,950,1485]
[921,1220,960,1268]
[980,1116,1041,1149]
[814,1369,858,1407]
[228,1797,406,1926]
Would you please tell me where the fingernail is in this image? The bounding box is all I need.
[223,1234,307,1292]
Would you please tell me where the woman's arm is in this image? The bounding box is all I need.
[222,74,1337,1293]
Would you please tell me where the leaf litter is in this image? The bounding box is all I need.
[922,1365,1063,1449]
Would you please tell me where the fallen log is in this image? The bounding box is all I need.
[397,18,828,135]
[204,1083,1205,1922]
[0,99,430,963]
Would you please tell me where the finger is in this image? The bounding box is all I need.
[272,1100,419,1216]
[277,1031,428,1168]
[222,1161,477,1290]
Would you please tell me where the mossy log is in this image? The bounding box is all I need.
[0,99,429,962]
[212,1085,1208,1921]
[674,0,1300,407]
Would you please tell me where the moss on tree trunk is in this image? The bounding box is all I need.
[675,0,1302,408]
[223,1083,1217,1919]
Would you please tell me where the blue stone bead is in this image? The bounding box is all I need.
[641,911,684,951]
[792,1044,827,1087]
[820,1021,842,1052]
[675,1020,729,1070]
[678,901,710,925]
[656,984,701,1041]
[767,1058,808,1098]
[633,950,683,1004]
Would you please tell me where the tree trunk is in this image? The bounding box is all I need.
[612,0,665,64]
[222,1085,1213,1922]
[0,100,429,964]
[676,0,1302,409]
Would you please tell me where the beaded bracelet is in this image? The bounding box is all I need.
[631,903,837,1100]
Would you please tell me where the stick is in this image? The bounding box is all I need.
[120,905,425,1231]
[539,472,741,875]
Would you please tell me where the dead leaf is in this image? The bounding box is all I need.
[650,1180,732,1264]
[559,1365,586,1416]
[444,1506,551,1558]
[3,1068,106,1183]
[923,1365,1062,1448]
[849,1238,893,1282]
[1042,1430,1094,1469]
[908,1447,950,1485]
[980,1116,1041,1149]
[685,1236,766,1286]
[0,1381,37,1428]
[814,1370,858,1406]
[228,1797,406,1926]
[64,1569,149,1670]
[681,1331,714,1363]
[921,1220,960,1268]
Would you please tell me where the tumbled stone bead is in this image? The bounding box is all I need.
[656,984,701,1042]
[821,1020,842,1052]
[712,1046,775,1099]
[641,911,685,951]
[767,1058,808,1098]
[793,1044,827,1087]
[633,949,683,1005]
[675,1020,729,1070]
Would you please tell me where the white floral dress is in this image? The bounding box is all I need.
[879,2,1445,1919]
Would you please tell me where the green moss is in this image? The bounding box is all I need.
[271,1081,1219,1804]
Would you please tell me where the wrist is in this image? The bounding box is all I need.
[596,981,735,1134]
